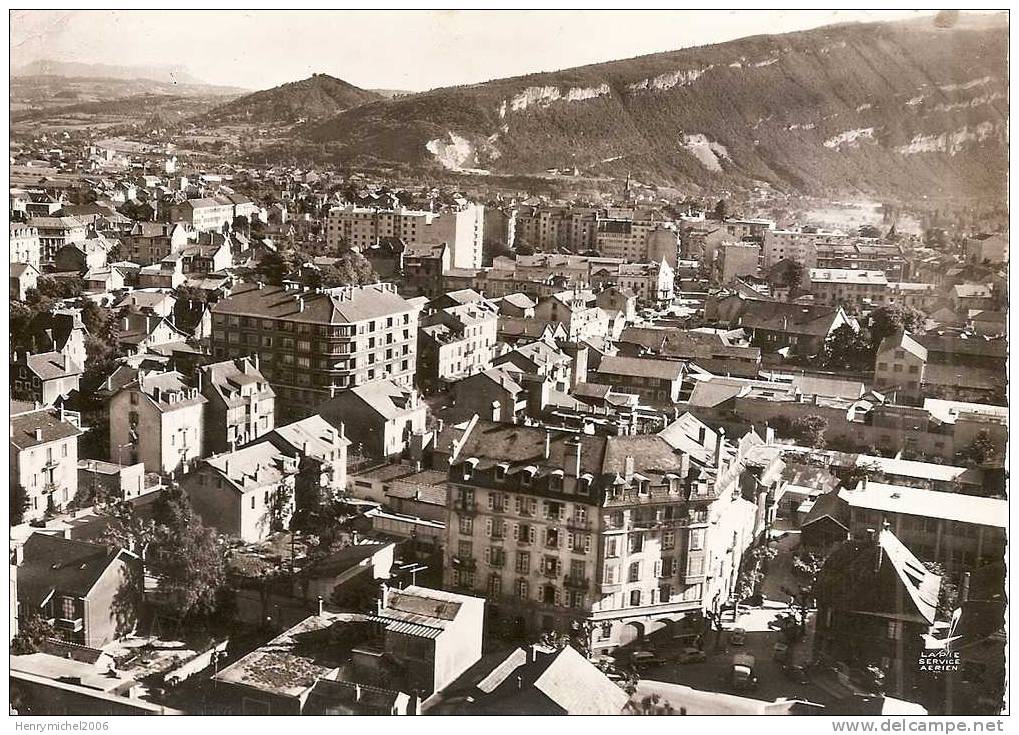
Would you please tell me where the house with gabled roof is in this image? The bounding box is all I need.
[14,532,142,648]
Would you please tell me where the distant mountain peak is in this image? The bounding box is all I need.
[14,59,205,85]
[201,73,382,124]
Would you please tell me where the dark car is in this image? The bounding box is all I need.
[783,664,810,685]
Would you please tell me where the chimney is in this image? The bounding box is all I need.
[714,427,725,469]
[317,595,324,616]
[544,430,551,460]
[376,582,389,615]
[34,428,42,442]
[574,440,582,478]
[624,455,635,481]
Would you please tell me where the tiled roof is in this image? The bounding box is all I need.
[9,407,82,450]
[212,282,415,325]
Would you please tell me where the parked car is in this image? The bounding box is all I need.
[677,647,707,664]
[773,642,790,661]
[729,627,746,646]
[629,650,665,669]
[782,663,810,684]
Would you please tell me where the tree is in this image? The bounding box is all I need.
[713,199,729,221]
[858,224,882,239]
[791,414,829,449]
[840,460,882,490]
[960,430,996,467]
[257,248,296,285]
[867,305,926,349]
[11,484,29,526]
[11,612,57,655]
[821,323,872,371]
[146,486,226,621]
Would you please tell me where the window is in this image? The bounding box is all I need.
[457,540,473,558]
[662,529,675,550]
[662,556,675,576]
[60,596,76,619]
[660,585,672,603]
[689,529,704,551]
[628,561,641,583]
[629,533,644,554]
[629,590,641,607]
[488,574,501,597]
[605,536,620,558]
[599,622,612,640]
[516,579,529,599]
[542,585,558,605]
[570,559,586,580]
[459,517,473,536]
[545,528,560,549]
[515,551,530,574]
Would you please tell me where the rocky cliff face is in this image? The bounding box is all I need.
[304,14,1007,201]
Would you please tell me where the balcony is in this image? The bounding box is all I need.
[565,518,591,531]
[55,617,84,633]
[454,500,477,515]
[452,556,476,571]
[563,575,589,590]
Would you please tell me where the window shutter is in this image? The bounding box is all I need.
[567,532,575,551]
[554,588,562,607]
[529,498,537,515]
[484,547,491,564]
[529,526,537,543]
[654,560,663,578]
[513,523,520,540]
[584,535,592,554]
[515,495,522,513]
[485,518,493,538]
[487,493,494,510]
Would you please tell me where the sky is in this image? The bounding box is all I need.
[10,10,966,92]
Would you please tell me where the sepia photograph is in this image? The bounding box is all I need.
[6,8,1008,722]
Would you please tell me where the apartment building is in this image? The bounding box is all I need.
[318,379,426,460]
[418,298,499,392]
[183,442,298,542]
[27,215,87,264]
[10,223,41,269]
[809,268,889,308]
[170,195,258,233]
[874,331,927,404]
[210,282,419,416]
[513,206,598,253]
[596,218,680,267]
[9,405,82,521]
[199,356,276,454]
[326,203,484,270]
[122,222,190,265]
[761,229,848,269]
[814,481,1006,576]
[108,370,206,476]
[439,416,764,649]
[11,351,83,406]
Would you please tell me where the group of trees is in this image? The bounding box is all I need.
[257,246,378,288]
[100,486,226,623]
[821,304,926,372]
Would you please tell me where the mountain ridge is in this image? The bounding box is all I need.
[14,59,207,85]
[299,14,1007,201]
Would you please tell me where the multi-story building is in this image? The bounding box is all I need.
[200,356,276,454]
[809,268,889,308]
[183,441,298,542]
[10,223,41,269]
[122,222,190,265]
[9,404,82,521]
[761,229,848,269]
[326,203,484,270]
[717,242,761,285]
[27,215,87,264]
[210,282,419,416]
[417,298,499,392]
[11,351,83,406]
[318,379,427,460]
[874,331,927,404]
[439,416,764,649]
[170,195,258,233]
[108,370,206,476]
[253,414,349,495]
[608,261,675,304]
[596,217,679,267]
[589,355,688,406]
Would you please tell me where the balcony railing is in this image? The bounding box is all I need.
[452,556,476,571]
[563,575,589,590]
[565,518,591,531]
